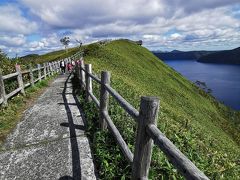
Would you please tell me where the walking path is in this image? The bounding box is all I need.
[0,74,96,180]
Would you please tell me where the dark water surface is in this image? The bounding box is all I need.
[164,60,240,110]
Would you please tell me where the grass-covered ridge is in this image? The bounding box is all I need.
[3,40,239,178]
[80,40,240,179]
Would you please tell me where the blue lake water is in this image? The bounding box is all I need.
[164,60,240,110]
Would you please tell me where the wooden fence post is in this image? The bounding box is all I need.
[75,62,79,79]
[52,62,54,73]
[85,64,92,102]
[37,64,41,82]
[44,63,47,79]
[77,63,81,81]
[132,96,160,180]
[80,60,85,89]
[29,65,35,87]
[54,62,57,73]
[50,62,53,75]
[99,71,110,130]
[57,61,59,72]
[0,69,7,106]
[65,60,67,74]
[48,63,50,75]
[51,62,54,74]
[54,61,57,72]
[15,65,25,96]
[46,63,49,77]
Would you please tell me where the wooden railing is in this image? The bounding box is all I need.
[0,51,83,106]
[74,60,209,180]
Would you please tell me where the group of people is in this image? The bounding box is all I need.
[60,60,76,74]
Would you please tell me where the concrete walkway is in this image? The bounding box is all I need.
[0,74,96,180]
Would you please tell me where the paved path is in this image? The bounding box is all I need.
[0,74,96,180]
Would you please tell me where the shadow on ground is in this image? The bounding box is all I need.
[58,74,87,180]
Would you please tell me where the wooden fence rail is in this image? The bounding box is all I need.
[74,60,209,180]
[0,51,83,106]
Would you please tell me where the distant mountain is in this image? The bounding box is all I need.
[171,50,182,53]
[198,47,240,65]
[20,54,39,59]
[153,50,215,60]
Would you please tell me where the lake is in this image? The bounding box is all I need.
[164,60,240,110]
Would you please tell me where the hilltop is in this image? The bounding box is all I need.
[3,40,240,179]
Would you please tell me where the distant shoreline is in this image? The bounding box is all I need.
[153,46,240,65]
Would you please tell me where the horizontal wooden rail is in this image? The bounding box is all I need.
[6,87,22,99]
[89,92,100,108]
[103,111,134,163]
[105,84,139,121]
[24,82,31,88]
[82,68,101,84]
[22,70,30,74]
[88,72,101,84]
[146,124,209,180]
[34,79,39,83]
[32,68,38,72]
[2,72,19,80]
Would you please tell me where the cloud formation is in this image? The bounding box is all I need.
[0,0,239,56]
[0,5,37,34]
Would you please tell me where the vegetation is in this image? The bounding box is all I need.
[77,40,240,179]
[1,40,239,179]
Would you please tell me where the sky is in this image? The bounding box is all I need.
[0,0,240,57]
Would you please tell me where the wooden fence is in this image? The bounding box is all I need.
[74,60,209,180]
[0,51,82,106]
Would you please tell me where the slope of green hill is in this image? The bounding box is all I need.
[79,40,240,179]
[2,40,240,178]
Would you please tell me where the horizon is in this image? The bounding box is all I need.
[152,45,240,52]
[0,0,240,57]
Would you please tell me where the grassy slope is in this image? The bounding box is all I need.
[81,40,240,178]
[4,40,239,178]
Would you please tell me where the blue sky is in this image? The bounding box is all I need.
[0,0,240,57]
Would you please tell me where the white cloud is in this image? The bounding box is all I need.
[1,0,239,56]
[0,34,26,46]
[21,0,166,28]
[0,5,38,34]
[26,33,61,52]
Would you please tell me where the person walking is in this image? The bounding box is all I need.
[60,60,66,74]
[67,62,73,72]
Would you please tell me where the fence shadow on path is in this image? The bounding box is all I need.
[58,74,84,180]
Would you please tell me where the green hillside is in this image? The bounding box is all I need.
[80,40,240,179]
[2,40,240,178]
